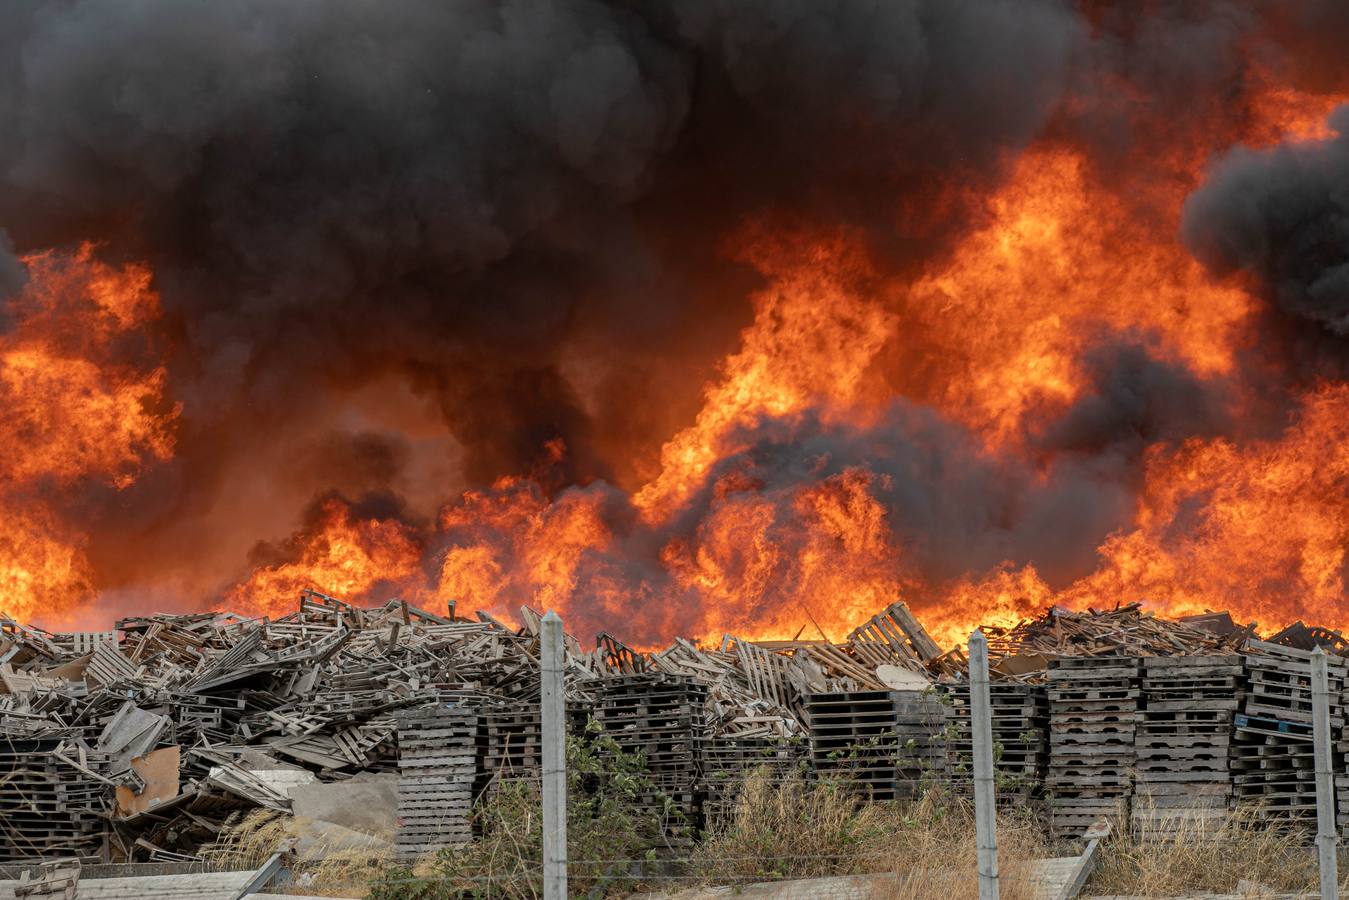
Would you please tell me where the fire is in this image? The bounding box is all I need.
[2,47,1346,655]
[663,467,908,642]
[225,497,424,619]
[927,384,1349,647]
[1081,384,1349,628]
[223,87,1349,645]
[906,145,1252,445]
[634,234,896,517]
[0,246,176,622]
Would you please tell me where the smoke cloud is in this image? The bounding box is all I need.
[0,0,1080,487]
[0,230,23,325]
[1183,105,1349,338]
[2,0,1349,632]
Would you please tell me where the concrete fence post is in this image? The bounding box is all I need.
[1312,645,1338,900]
[541,611,568,900]
[969,630,1000,900]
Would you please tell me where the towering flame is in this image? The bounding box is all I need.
[0,246,177,622]
[1,4,1348,651]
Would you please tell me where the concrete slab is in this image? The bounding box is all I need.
[288,772,398,835]
[0,870,254,900]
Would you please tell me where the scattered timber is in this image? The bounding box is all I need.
[3,590,1349,863]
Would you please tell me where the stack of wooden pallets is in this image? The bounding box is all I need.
[1046,656,1141,839]
[1233,641,1347,828]
[0,740,108,863]
[480,702,541,782]
[892,692,948,798]
[1133,655,1243,840]
[943,682,1048,804]
[806,690,945,801]
[1243,641,1347,724]
[700,735,804,827]
[393,706,479,860]
[595,673,707,843]
[1334,731,1349,839]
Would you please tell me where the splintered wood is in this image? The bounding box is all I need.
[982,602,1247,665]
[5,587,1349,864]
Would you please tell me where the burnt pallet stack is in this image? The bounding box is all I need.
[1133,655,1243,840]
[701,736,805,827]
[1046,656,1141,839]
[1232,641,1347,828]
[393,706,479,860]
[943,683,1048,803]
[806,690,946,801]
[594,673,707,843]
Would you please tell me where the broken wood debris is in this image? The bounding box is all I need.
[980,602,1248,670]
[3,587,1349,863]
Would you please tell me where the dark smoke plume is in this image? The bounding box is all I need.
[4,0,1349,626]
[1037,341,1230,458]
[1183,104,1349,339]
[0,0,1080,491]
[0,230,23,327]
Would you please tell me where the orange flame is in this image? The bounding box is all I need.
[225,86,1349,645]
[225,497,424,619]
[12,80,1348,653]
[0,245,177,622]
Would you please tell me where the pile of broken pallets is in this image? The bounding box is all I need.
[16,584,1349,864]
[981,603,1248,662]
[0,592,950,863]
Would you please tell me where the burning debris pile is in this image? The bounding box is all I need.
[4,586,1347,864]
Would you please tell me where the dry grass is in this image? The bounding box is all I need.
[201,785,1349,899]
[1086,805,1321,897]
[202,808,393,897]
[688,773,1052,899]
[875,796,1052,900]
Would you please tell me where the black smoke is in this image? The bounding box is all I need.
[4,1,1349,624]
[0,229,23,327]
[1037,341,1230,458]
[1183,104,1349,340]
[0,0,1080,489]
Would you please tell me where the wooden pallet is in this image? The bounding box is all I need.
[1130,654,1244,838]
[0,741,109,863]
[806,690,946,801]
[394,706,478,860]
[1242,642,1347,727]
[1046,657,1140,838]
[701,736,805,826]
[594,674,709,842]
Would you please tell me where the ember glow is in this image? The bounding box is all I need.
[1,3,1348,650]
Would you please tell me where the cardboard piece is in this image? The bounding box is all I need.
[114,746,180,817]
[992,651,1050,678]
